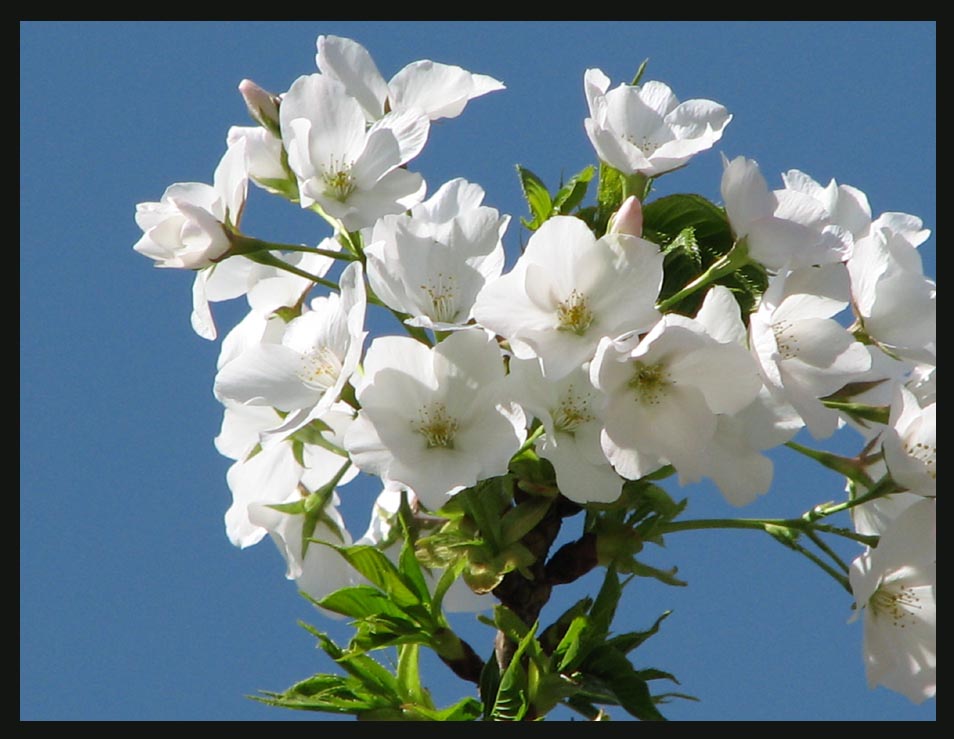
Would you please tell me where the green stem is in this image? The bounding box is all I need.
[658,516,869,591]
[785,440,874,487]
[243,250,340,291]
[805,529,850,573]
[803,476,902,521]
[229,233,357,262]
[655,239,750,312]
[514,423,546,457]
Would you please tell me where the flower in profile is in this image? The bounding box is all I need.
[316,34,504,123]
[279,73,427,231]
[847,215,935,364]
[720,155,852,271]
[583,68,731,177]
[343,330,526,511]
[881,385,936,498]
[849,498,936,704]
[473,215,663,380]
[133,136,248,270]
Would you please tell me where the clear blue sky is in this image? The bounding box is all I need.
[21,21,935,721]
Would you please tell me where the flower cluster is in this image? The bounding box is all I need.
[135,34,936,717]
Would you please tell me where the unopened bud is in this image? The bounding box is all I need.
[608,195,644,237]
[238,78,281,135]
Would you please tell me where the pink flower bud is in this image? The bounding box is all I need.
[608,195,644,237]
[238,78,280,133]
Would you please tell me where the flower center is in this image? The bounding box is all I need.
[869,582,924,629]
[553,383,595,433]
[556,290,594,335]
[771,320,800,360]
[903,437,936,480]
[420,272,460,323]
[628,361,671,405]
[413,403,460,449]
[297,346,342,390]
[322,158,356,202]
[625,133,662,156]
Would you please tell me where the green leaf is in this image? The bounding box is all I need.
[606,610,673,655]
[509,445,557,488]
[594,162,625,234]
[539,596,593,654]
[552,165,596,215]
[588,566,622,642]
[397,644,431,707]
[516,165,553,231]
[490,621,539,721]
[316,586,411,621]
[643,193,732,247]
[554,615,590,672]
[332,544,423,609]
[584,645,666,721]
[398,529,432,607]
[448,477,512,550]
[500,496,553,547]
[430,697,484,721]
[479,648,501,719]
[662,226,702,266]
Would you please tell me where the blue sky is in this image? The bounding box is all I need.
[21,21,935,721]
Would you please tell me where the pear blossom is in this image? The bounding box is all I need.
[365,178,509,331]
[591,313,762,484]
[343,330,526,511]
[473,215,663,380]
[316,34,504,123]
[720,155,852,271]
[133,136,248,270]
[749,265,871,439]
[213,261,367,437]
[849,497,936,704]
[583,68,731,177]
[279,73,427,231]
[508,358,621,504]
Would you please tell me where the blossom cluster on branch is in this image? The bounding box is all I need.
[134,34,936,719]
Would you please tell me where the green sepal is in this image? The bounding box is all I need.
[622,559,687,587]
[630,58,650,86]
